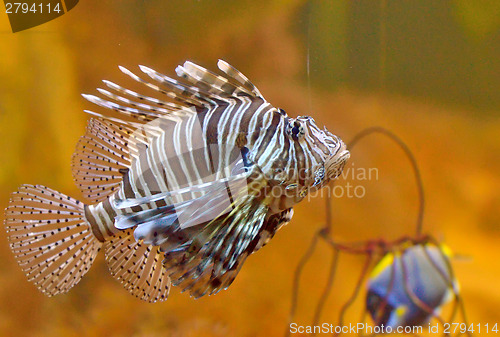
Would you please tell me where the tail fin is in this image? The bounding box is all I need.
[4,185,102,296]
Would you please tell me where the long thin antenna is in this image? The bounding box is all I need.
[324,185,333,233]
[306,0,313,114]
[336,254,372,334]
[379,0,388,91]
[348,126,425,236]
[286,229,321,337]
[311,247,339,332]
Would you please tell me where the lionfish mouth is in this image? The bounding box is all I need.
[326,141,350,180]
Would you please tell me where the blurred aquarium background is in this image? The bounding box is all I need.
[0,1,499,336]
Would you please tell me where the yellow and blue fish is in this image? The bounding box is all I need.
[366,243,457,327]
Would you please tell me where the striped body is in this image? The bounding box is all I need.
[84,100,347,242]
[5,60,349,302]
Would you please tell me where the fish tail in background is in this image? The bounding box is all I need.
[4,184,102,296]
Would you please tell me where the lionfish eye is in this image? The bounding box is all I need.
[288,120,304,141]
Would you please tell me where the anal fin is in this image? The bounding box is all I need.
[72,118,132,203]
[104,230,171,302]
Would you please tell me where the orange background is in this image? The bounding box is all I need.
[0,1,499,336]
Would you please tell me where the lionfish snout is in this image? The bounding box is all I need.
[325,136,350,180]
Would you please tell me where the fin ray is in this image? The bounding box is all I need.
[72,118,132,203]
[104,230,171,303]
[217,60,263,97]
[4,185,102,296]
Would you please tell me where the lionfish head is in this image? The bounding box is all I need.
[287,115,349,187]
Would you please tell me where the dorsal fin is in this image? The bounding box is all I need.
[75,60,267,203]
[72,118,132,203]
[175,61,247,98]
[104,229,171,302]
[82,60,264,125]
[216,60,263,98]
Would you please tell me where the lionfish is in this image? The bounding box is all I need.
[4,60,349,302]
